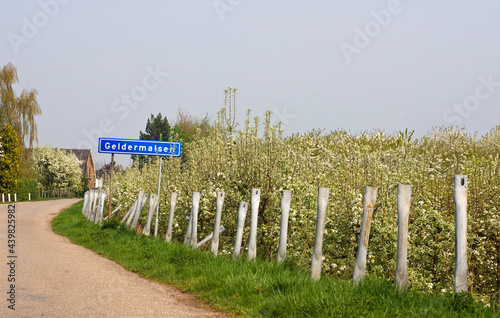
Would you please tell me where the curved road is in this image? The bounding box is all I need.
[0,200,231,317]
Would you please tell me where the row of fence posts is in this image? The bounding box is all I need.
[38,187,71,199]
[82,189,120,224]
[2,189,79,203]
[83,175,469,293]
[1,193,21,202]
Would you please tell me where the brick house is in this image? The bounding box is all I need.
[60,149,96,189]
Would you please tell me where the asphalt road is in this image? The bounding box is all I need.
[0,199,231,317]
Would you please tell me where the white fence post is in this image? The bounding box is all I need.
[104,205,122,221]
[143,194,159,236]
[198,225,225,249]
[353,186,377,285]
[184,204,193,246]
[233,202,248,258]
[128,191,143,227]
[29,193,31,201]
[311,187,329,281]
[95,189,107,224]
[84,190,91,219]
[90,189,97,220]
[455,175,468,293]
[248,188,261,261]
[90,189,99,222]
[211,191,225,255]
[124,200,138,225]
[394,184,411,290]
[165,192,178,243]
[189,192,201,248]
[8,193,11,202]
[82,191,89,215]
[277,190,291,264]
[91,190,98,222]
[2,193,4,202]
[14,194,17,202]
[131,191,148,230]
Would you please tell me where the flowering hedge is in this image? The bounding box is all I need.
[31,146,83,193]
[109,110,500,302]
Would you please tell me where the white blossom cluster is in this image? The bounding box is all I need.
[31,145,83,192]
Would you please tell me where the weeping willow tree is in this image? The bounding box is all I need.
[0,63,42,149]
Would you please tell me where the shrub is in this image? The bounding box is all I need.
[15,177,38,201]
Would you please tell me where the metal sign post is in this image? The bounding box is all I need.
[154,157,162,237]
[108,153,115,219]
[98,137,181,227]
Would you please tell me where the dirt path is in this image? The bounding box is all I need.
[0,200,232,317]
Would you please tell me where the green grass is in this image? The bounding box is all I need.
[52,201,499,317]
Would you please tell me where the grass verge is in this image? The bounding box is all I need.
[52,201,498,317]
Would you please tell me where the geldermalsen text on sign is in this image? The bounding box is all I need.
[98,138,181,157]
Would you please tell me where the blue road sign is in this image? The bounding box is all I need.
[98,137,181,157]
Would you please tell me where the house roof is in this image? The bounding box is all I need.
[59,149,91,163]
[58,149,93,176]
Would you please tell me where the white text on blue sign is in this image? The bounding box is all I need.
[98,138,181,157]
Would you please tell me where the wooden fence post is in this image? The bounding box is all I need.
[311,187,329,281]
[277,190,291,263]
[455,175,468,293]
[394,184,411,290]
[233,202,248,258]
[165,192,178,243]
[211,191,225,256]
[248,189,261,261]
[353,186,377,285]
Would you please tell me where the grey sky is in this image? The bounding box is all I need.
[1,0,499,167]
